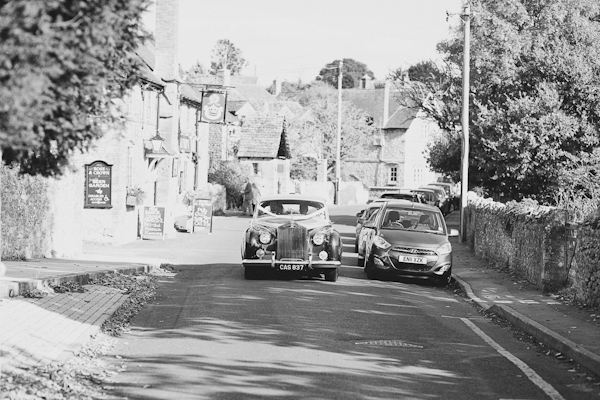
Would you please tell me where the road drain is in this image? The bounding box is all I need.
[355,340,424,348]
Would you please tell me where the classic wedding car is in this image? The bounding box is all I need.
[241,195,342,281]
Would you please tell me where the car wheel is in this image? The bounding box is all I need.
[324,268,338,282]
[364,254,377,280]
[434,272,451,287]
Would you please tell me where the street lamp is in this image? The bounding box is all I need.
[150,134,165,153]
[335,60,343,205]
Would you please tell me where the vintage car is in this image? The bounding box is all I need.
[360,200,459,286]
[241,195,342,281]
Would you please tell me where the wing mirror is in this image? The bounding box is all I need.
[356,210,364,217]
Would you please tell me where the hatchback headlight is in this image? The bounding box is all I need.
[259,232,271,244]
[313,232,325,245]
[437,242,452,255]
[373,235,391,250]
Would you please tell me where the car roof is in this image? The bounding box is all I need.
[259,194,327,204]
[413,188,435,193]
[381,199,440,212]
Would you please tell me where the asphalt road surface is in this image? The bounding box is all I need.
[104,205,597,400]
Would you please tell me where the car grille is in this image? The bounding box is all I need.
[392,247,436,256]
[277,223,308,259]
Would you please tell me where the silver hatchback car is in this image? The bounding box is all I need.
[360,200,459,286]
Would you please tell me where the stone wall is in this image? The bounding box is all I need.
[570,222,600,308]
[464,192,599,307]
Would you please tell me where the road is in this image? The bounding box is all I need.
[104,206,596,399]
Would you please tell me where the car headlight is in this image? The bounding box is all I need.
[259,232,271,244]
[373,235,391,250]
[312,232,325,245]
[437,242,452,255]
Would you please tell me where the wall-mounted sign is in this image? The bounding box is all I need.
[200,91,227,124]
[84,160,112,209]
[141,206,166,240]
[193,198,213,233]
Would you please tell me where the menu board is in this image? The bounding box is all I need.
[84,161,112,208]
[142,206,166,239]
[193,199,213,233]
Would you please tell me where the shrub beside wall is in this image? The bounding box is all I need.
[1,164,53,260]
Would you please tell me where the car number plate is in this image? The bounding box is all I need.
[279,264,304,271]
[399,255,427,264]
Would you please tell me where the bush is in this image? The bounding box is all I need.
[208,161,253,209]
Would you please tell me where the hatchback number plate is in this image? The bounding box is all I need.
[399,255,427,264]
[279,264,304,271]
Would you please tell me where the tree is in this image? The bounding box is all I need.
[210,39,248,75]
[396,0,600,203]
[316,58,374,89]
[0,0,150,176]
[184,61,208,83]
[285,82,378,177]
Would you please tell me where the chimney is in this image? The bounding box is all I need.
[217,68,231,87]
[383,80,391,127]
[273,78,282,96]
[154,0,179,81]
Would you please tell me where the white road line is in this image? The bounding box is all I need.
[460,317,565,400]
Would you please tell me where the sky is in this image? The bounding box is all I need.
[144,0,465,86]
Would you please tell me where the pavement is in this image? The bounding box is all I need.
[0,210,598,382]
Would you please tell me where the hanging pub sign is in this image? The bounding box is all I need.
[141,206,166,240]
[84,160,112,209]
[200,91,227,124]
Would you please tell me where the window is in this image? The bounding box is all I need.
[253,162,260,175]
[413,167,423,185]
[388,166,398,183]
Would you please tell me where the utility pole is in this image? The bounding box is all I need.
[459,3,471,243]
[335,59,343,205]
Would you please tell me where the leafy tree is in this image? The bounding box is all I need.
[316,58,374,89]
[396,0,600,203]
[285,82,378,177]
[184,61,208,83]
[210,39,248,75]
[0,0,150,176]
[290,156,318,181]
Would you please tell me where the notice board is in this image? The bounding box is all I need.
[142,206,166,240]
[192,199,213,233]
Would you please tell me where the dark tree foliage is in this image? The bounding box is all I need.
[316,58,374,89]
[395,0,600,203]
[210,39,248,75]
[0,0,151,176]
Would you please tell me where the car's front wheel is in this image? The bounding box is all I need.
[364,254,377,280]
[324,268,338,282]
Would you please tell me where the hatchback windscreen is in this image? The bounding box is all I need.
[381,208,445,234]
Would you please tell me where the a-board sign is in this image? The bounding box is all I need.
[84,160,112,208]
[192,199,213,233]
[142,206,166,239]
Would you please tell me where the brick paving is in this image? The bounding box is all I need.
[0,285,128,369]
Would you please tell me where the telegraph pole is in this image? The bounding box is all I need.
[459,3,471,243]
[335,60,343,205]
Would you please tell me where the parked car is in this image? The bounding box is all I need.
[241,195,342,281]
[378,190,427,204]
[360,200,459,285]
[420,185,451,215]
[355,200,385,253]
[411,188,438,208]
[427,182,456,212]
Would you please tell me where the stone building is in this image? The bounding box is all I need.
[343,81,440,191]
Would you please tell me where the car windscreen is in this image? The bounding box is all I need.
[258,200,324,217]
[380,208,445,234]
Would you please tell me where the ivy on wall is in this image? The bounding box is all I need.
[1,163,53,260]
